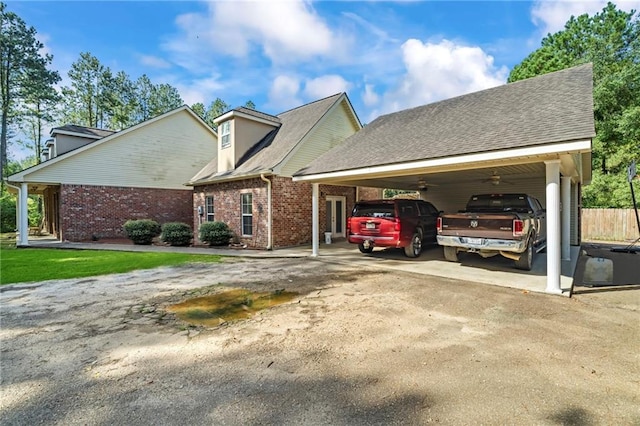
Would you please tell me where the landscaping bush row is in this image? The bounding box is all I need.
[122,219,233,247]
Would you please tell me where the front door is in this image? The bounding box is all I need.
[326,196,346,238]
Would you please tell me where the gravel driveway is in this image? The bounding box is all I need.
[1,257,638,425]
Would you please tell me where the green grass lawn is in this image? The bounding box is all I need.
[0,240,223,285]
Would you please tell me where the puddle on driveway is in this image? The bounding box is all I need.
[168,289,298,327]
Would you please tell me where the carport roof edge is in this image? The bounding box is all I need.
[293,64,595,179]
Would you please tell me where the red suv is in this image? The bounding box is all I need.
[347,199,440,257]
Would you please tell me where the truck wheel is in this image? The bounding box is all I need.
[358,243,374,254]
[443,246,459,262]
[515,239,533,270]
[404,231,423,258]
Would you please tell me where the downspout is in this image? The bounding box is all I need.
[260,174,272,250]
[6,181,29,246]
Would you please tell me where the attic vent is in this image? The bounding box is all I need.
[221,121,231,149]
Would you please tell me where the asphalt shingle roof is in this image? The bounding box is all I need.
[295,64,595,177]
[189,93,345,184]
[230,107,281,124]
[52,124,115,139]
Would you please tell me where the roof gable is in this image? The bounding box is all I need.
[189,92,360,184]
[8,106,217,189]
[296,64,595,177]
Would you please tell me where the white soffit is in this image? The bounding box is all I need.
[293,139,591,182]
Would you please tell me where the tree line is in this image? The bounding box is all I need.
[508,2,639,208]
[1,2,639,208]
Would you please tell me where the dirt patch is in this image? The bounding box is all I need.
[1,257,638,425]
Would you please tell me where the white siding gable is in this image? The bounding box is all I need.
[278,99,360,177]
[21,110,216,190]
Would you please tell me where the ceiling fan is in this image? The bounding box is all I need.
[482,171,514,186]
[417,177,439,190]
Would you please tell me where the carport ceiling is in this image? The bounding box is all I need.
[330,163,546,191]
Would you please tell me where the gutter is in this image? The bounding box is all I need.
[260,174,273,250]
[187,171,274,187]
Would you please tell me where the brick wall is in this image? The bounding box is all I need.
[358,187,382,200]
[59,184,192,241]
[193,176,357,249]
[271,176,312,247]
[193,178,268,248]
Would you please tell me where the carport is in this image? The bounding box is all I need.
[293,64,595,295]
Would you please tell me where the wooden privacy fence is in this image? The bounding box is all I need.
[582,209,640,241]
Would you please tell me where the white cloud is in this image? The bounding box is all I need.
[362,84,379,107]
[166,0,338,67]
[139,55,171,69]
[303,75,350,99]
[35,33,53,57]
[161,12,218,71]
[341,11,398,45]
[531,0,640,36]
[370,38,508,120]
[162,74,225,106]
[268,75,302,111]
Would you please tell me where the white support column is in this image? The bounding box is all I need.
[545,160,562,294]
[561,176,572,260]
[311,183,319,257]
[18,183,29,246]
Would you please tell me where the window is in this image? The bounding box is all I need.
[220,121,231,149]
[205,196,215,222]
[241,193,253,235]
[399,202,415,218]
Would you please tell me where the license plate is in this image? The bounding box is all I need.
[366,222,376,229]
[466,238,482,245]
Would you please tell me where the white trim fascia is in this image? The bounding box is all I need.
[214,110,281,127]
[7,106,216,183]
[293,139,592,182]
[341,93,363,130]
[272,94,352,175]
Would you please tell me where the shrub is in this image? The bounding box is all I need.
[161,222,193,246]
[199,221,232,246]
[122,219,161,245]
[0,192,42,232]
[0,193,16,233]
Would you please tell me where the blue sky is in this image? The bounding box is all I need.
[6,0,640,159]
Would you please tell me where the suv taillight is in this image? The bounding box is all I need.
[436,217,442,234]
[346,218,351,234]
[394,218,401,232]
[513,219,524,237]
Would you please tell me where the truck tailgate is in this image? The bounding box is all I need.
[440,213,517,239]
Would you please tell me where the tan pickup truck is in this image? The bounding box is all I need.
[436,193,546,270]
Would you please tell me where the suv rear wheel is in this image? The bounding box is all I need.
[358,243,374,254]
[404,231,423,258]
